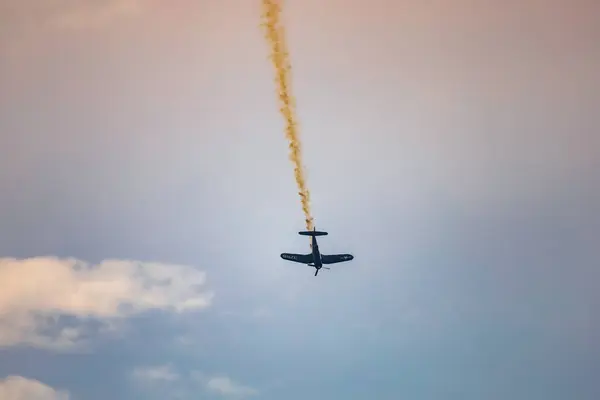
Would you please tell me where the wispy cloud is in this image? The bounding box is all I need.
[204,376,259,398]
[132,364,180,384]
[192,371,258,398]
[132,366,259,399]
[0,257,213,351]
[0,376,69,400]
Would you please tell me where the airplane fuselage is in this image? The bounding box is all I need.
[310,235,323,269]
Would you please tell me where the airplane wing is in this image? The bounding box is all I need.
[281,253,313,264]
[321,254,354,264]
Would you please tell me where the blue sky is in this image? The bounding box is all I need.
[1,0,599,399]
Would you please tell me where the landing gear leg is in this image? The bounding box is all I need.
[314,268,318,276]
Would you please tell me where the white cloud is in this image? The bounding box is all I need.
[132,364,180,383]
[206,376,258,398]
[192,372,258,398]
[0,376,69,400]
[0,257,213,351]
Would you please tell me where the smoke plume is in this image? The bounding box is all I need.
[261,0,314,231]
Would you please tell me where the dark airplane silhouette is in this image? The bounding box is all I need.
[281,227,354,276]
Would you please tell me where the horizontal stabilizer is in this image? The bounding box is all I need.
[298,230,328,236]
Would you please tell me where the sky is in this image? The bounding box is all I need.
[0,0,599,399]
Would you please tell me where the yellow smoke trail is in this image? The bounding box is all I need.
[261,0,314,232]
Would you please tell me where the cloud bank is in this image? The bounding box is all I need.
[0,257,213,350]
[0,376,69,400]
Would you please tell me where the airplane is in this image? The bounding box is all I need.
[280,227,354,276]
